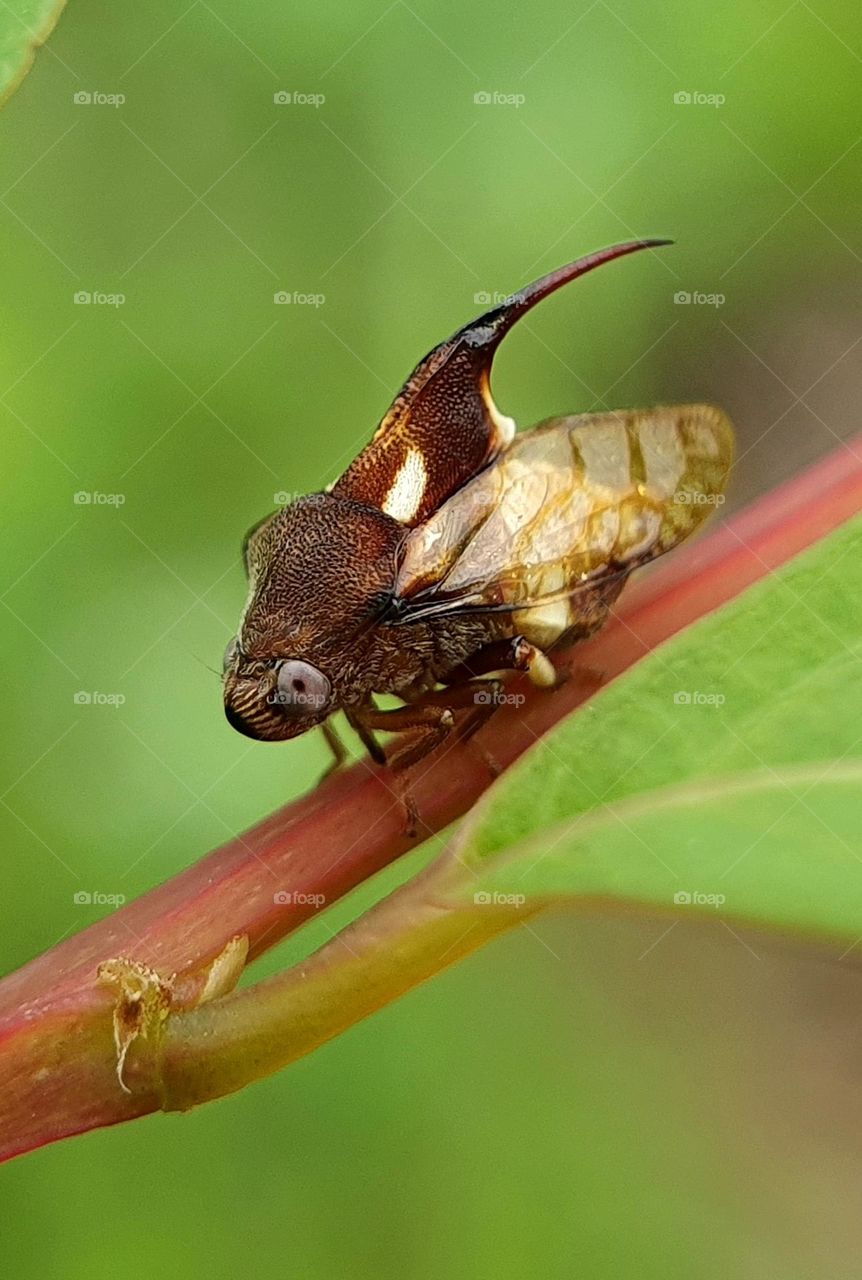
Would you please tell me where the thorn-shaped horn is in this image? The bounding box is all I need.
[334,239,673,526]
[460,238,674,349]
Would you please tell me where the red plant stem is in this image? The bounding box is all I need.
[3,435,861,1016]
[0,435,860,1159]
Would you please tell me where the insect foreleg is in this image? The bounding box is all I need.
[319,719,348,778]
[345,705,387,766]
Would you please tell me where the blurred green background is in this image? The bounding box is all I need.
[1,0,860,1275]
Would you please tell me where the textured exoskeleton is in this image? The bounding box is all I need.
[223,240,734,771]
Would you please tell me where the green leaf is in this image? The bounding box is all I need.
[0,0,68,106]
[474,766,862,941]
[453,514,862,943]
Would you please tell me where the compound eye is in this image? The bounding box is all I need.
[275,660,331,716]
[223,636,239,673]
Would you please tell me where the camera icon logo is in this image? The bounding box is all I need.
[673,891,692,905]
[73,91,92,105]
[473,891,492,905]
[73,890,92,904]
[473,290,491,304]
[273,890,291,905]
[673,291,692,305]
[473,91,492,105]
[73,691,92,705]
[74,291,92,305]
[673,691,692,705]
[273,91,291,104]
[673,91,692,105]
[73,490,92,505]
[273,291,290,304]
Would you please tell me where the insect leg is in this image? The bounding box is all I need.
[345,706,387,766]
[393,679,509,775]
[515,638,557,688]
[444,635,558,688]
[386,722,454,772]
[439,638,557,776]
[351,700,458,770]
[316,718,350,783]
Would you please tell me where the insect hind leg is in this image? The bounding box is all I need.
[443,635,558,688]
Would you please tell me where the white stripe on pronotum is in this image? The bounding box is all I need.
[382,447,427,523]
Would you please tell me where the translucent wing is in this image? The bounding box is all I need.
[332,241,670,526]
[392,405,734,636]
